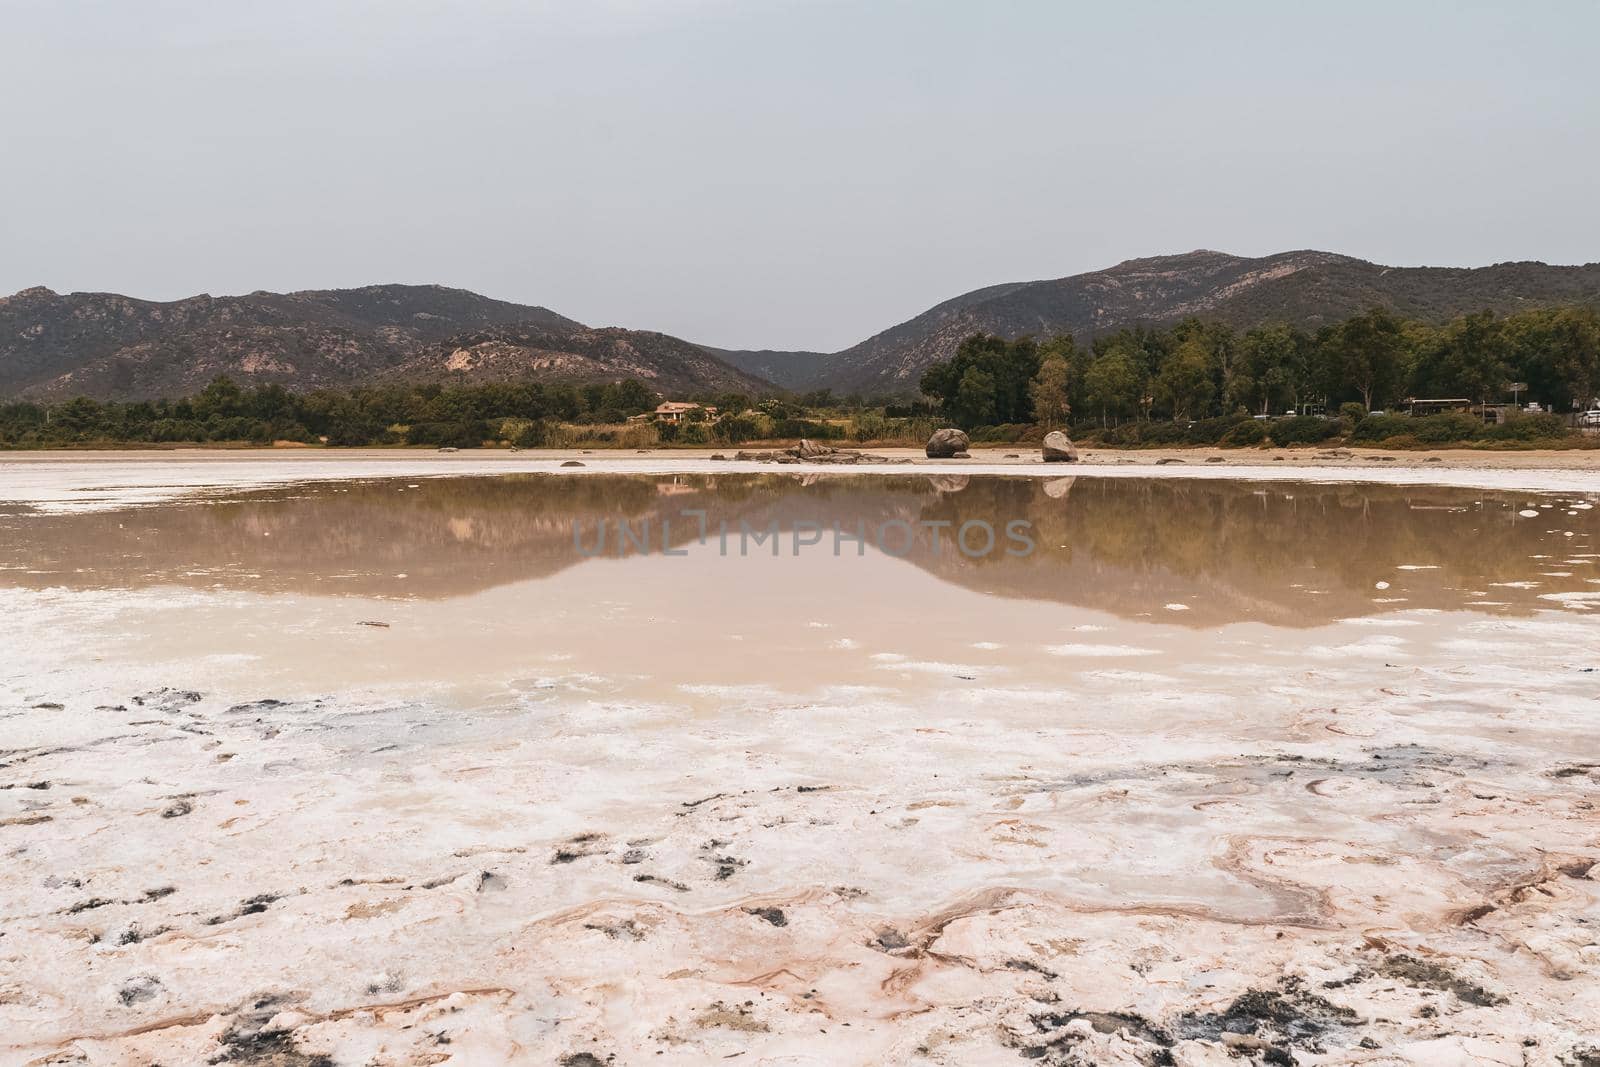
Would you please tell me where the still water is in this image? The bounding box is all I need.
[1,472,1595,707]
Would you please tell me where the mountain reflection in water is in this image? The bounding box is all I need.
[0,473,1594,627]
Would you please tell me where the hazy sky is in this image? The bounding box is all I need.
[3,0,1597,351]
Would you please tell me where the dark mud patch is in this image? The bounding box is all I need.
[210,1025,334,1066]
[161,797,195,818]
[1377,954,1506,1007]
[133,688,203,711]
[551,835,606,864]
[699,839,748,880]
[583,918,646,941]
[1172,981,1358,1044]
[633,873,689,892]
[1005,958,1058,978]
[744,906,787,927]
[869,928,911,953]
[66,896,117,914]
[1016,744,1494,800]
[225,699,289,715]
[117,974,163,1006]
[1019,1009,1173,1065]
[204,893,282,926]
[1020,979,1360,1064]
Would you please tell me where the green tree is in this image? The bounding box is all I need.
[919,334,1042,426]
[1504,306,1600,411]
[192,376,245,421]
[1153,338,1214,420]
[1235,324,1304,415]
[1082,351,1142,425]
[1029,350,1072,429]
[951,366,998,426]
[1328,308,1407,411]
[1433,311,1508,406]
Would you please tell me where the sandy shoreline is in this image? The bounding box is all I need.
[1,446,1598,514]
[5,443,1600,471]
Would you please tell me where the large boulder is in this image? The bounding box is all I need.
[1042,430,1078,463]
[794,438,832,459]
[925,428,971,458]
[736,441,890,465]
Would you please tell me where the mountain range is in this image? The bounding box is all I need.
[719,250,1600,393]
[5,250,1600,401]
[0,284,769,400]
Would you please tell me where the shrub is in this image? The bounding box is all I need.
[770,418,843,440]
[1136,421,1189,445]
[1487,412,1568,442]
[1267,415,1339,446]
[713,416,758,444]
[1184,415,1247,445]
[1410,413,1485,443]
[970,423,1039,443]
[511,420,549,448]
[1349,414,1410,443]
[1221,420,1268,447]
[406,420,486,448]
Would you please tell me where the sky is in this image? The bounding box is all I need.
[3,0,1597,351]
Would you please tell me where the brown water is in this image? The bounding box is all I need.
[2,472,1596,618]
[2,472,1595,708]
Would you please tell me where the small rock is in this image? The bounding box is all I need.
[560,460,585,467]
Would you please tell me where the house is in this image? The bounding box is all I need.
[650,401,717,423]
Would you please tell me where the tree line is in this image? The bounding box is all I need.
[0,377,675,448]
[0,375,837,449]
[4,303,1598,449]
[919,305,1600,429]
